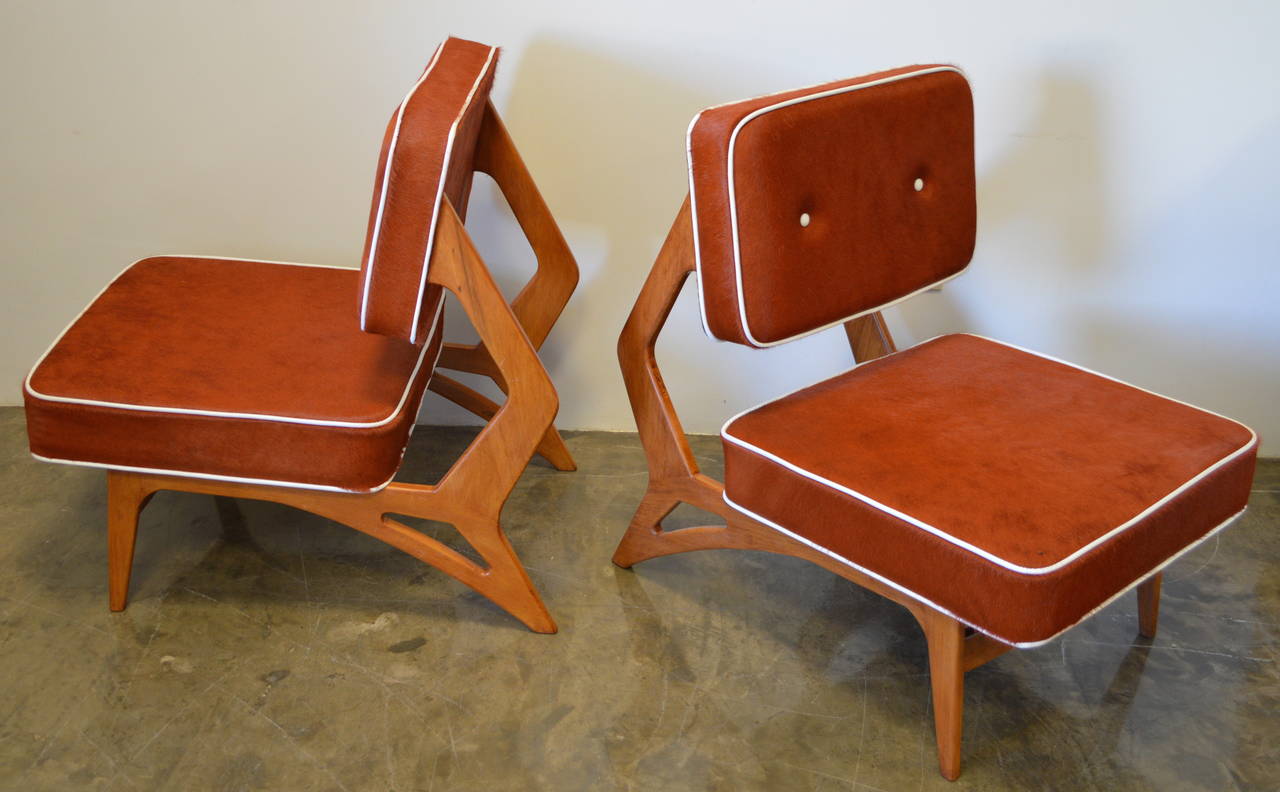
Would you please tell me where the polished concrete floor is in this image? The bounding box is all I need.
[0,406,1276,791]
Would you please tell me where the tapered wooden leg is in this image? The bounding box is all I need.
[427,374,577,471]
[532,426,577,472]
[333,509,558,633]
[611,488,682,568]
[465,521,557,634]
[106,472,153,612]
[920,608,966,781]
[1137,573,1162,638]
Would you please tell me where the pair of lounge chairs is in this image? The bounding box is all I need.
[22,37,1258,780]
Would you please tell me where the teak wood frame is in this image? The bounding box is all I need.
[610,199,1164,780]
[106,102,577,635]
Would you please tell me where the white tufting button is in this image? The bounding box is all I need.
[799,212,811,227]
[914,177,925,191]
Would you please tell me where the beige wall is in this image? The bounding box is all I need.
[3,1,1278,451]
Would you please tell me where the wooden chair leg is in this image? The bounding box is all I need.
[106,471,154,611]
[611,487,682,568]
[459,518,557,633]
[919,607,966,781]
[532,426,577,472]
[367,509,556,633]
[428,373,576,471]
[1137,572,1162,638]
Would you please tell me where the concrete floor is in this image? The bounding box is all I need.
[0,406,1276,791]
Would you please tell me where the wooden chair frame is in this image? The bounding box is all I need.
[107,103,578,635]
[610,198,1164,779]
[430,101,580,472]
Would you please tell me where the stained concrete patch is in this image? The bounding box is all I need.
[388,636,426,653]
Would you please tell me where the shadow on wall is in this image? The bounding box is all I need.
[900,64,1276,442]
[1071,120,1280,428]
[501,36,713,239]
[421,36,720,426]
[895,67,1111,343]
[978,68,1111,281]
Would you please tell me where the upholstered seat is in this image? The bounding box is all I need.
[722,333,1257,645]
[25,256,443,492]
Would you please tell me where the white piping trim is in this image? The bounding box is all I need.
[687,66,969,347]
[721,334,1258,574]
[149,254,354,270]
[685,109,716,340]
[360,41,445,331]
[28,320,449,495]
[30,452,390,493]
[394,337,447,463]
[408,45,498,344]
[25,257,446,429]
[724,493,1247,648]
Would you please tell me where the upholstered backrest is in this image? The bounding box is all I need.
[357,37,498,343]
[687,65,976,347]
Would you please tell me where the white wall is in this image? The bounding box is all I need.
[3,1,1277,452]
